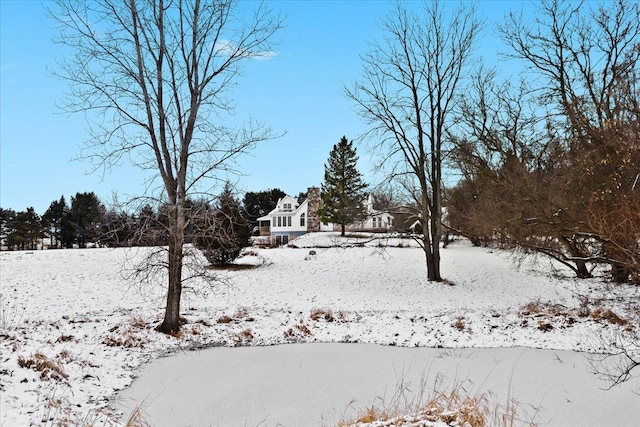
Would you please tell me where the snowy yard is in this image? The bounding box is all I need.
[1,233,638,426]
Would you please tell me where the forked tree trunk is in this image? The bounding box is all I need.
[428,237,441,281]
[157,202,185,334]
[575,261,591,279]
[421,190,442,282]
[559,236,592,279]
[423,224,441,282]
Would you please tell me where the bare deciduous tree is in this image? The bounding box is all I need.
[499,0,640,283]
[345,0,480,281]
[51,0,283,333]
[449,71,599,279]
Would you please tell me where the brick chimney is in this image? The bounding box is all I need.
[306,186,320,232]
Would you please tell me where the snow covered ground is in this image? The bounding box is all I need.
[117,344,640,426]
[1,233,638,426]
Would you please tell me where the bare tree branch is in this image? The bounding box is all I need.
[50,0,283,333]
[345,0,481,281]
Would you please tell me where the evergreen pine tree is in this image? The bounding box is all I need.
[242,188,286,227]
[70,192,104,248]
[42,196,68,249]
[318,136,368,236]
[196,184,251,265]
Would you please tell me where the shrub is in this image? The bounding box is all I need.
[194,184,252,266]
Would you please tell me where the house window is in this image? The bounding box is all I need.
[300,213,306,227]
[277,216,282,227]
[287,216,291,227]
[283,203,292,212]
[372,217,377,228]
[388,217,393,227]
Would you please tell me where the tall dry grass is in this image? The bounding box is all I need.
[335,373,538,427]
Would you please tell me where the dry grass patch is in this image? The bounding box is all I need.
[284,320,313,342]
[55,334,76,343]
[311,308,335,322]
[519,299,631,331]
[451,316,472,333]
[195,319,212,327]
[58,349,73,361]
[103,332,149,348]
[537,321,553,332]
[37,387,149,427]
[590,307,628,326]
[125,405,152,427]
[217,307,255,324]
[337,379,537,427]
[519,301,569,317]
[217,315,233,324]
[518,301,575,329]
[232,328,254,346]
[18,352,68,382]
[103,317,150,348]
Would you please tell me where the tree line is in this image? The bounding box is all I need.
[1,193,102,251]
[1,186,289,257]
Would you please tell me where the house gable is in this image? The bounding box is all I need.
[257,194,310,243]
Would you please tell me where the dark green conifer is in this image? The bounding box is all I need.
[318,136,368,236]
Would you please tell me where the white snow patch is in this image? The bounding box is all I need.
[0,236,638,426]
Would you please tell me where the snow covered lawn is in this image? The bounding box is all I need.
[116,344,640,426]
[1,233,638,425]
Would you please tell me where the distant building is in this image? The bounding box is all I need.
[258,187,395,246]
[355,194,394,232]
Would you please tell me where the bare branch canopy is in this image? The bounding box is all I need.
[50,0,284,333]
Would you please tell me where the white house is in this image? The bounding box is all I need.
[351,194,394,232]
[258,187,326,246]
[258,187,395,245]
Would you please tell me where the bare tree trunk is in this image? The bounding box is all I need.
[420,188,442,281]
[422,221,437,281]
[51,0,283,334]
[429,202,442,281]
[157,201,184,334]
[558,236,592,279]
[345,0,479,283]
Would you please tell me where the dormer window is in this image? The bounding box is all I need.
[283,203,292,212]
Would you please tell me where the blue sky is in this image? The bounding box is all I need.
[1,1,528,214]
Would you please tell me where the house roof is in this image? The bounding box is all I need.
[257,196,308,221]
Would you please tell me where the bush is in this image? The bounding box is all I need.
[194,184,251,266]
